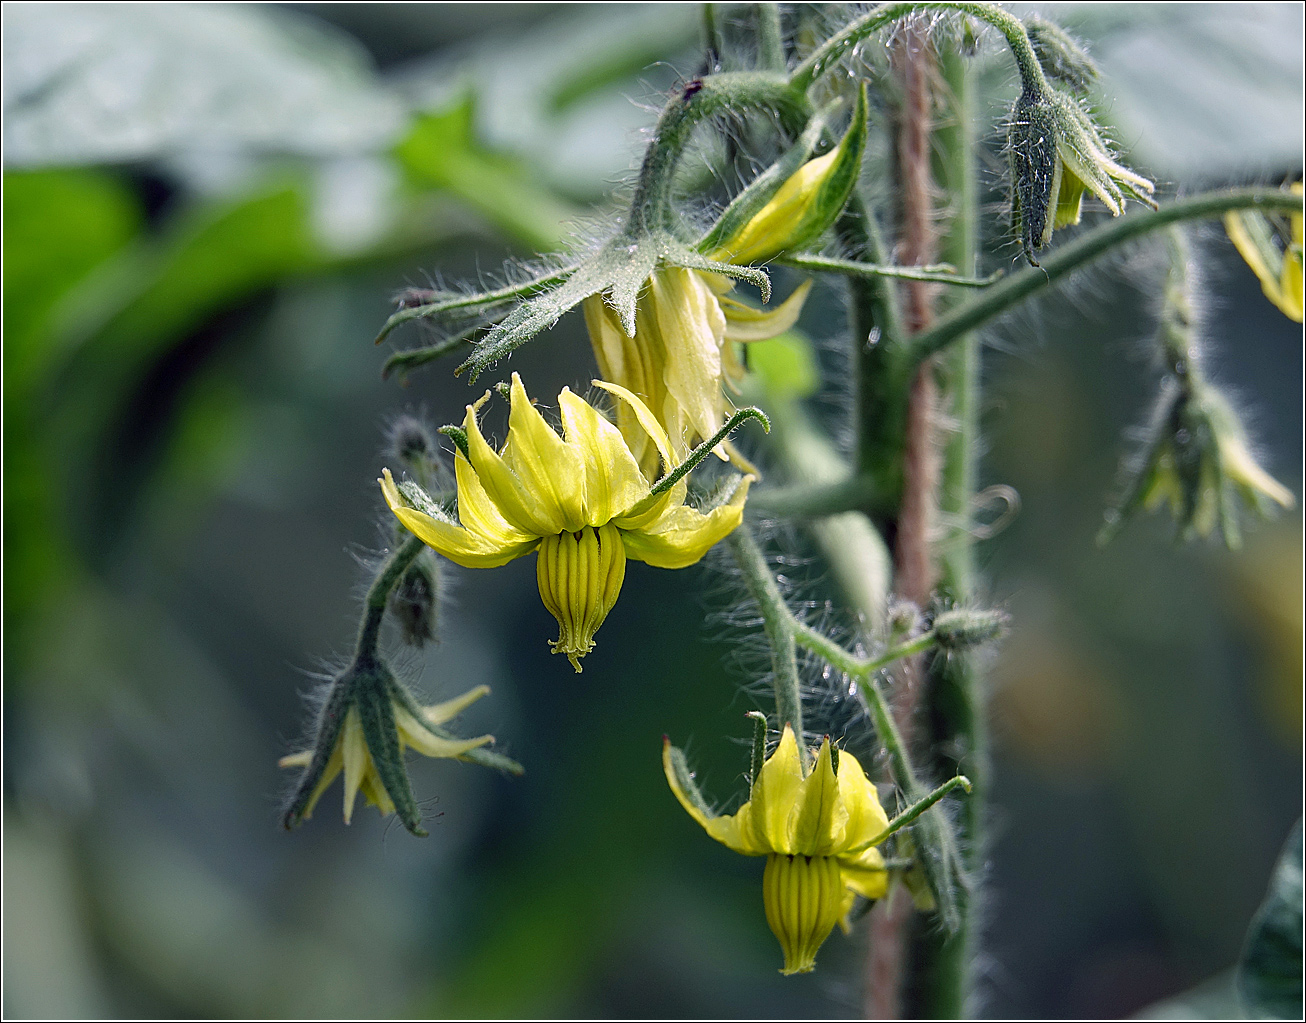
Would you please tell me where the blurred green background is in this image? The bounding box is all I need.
[3,3,1301,1018]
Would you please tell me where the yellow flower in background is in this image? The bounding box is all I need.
[1225,182,1304,323]
[664,725,890,975]
[584,272,809,476]
[382,373,751,670]
[280,684,492,826]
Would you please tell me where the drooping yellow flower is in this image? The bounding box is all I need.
[280,682,493,828]
[381,373,751,670]
[584,271,809,475]
[1010,88,1155,263]
[1224,182,1304,322]
[664,725,890,975]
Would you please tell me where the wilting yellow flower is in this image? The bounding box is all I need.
[665,725,890,975]
[1010,88,1155,262]
[1225,182,1304,322]
[585,271,809,475]
[382,373,751,670]
[280,683,492,826]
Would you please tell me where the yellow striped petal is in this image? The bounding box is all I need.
[720,279,812,343]
[792,738,846,856]
[395,704,494,759]
[558,387,650,525]
[662,739,765,856]
[501,373,587,531]
[834,749,891,852]
[463,397,567,537]
[839,848,889,900]
[747,725,806,854]
[422,685,491,726]
[619,475,751,569]
[381,469,537,568]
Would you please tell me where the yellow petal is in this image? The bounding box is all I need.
[840,848,890,900]
[287,742,343,822]
[834,748,891,852]
[618,476,751,569]
[713,149,839,265]
[1221,437,1296,509]
[395,704,494,758]
[381,469,537,568]
[748,724,806,854]
[453,452,536,549]
[558,388,650,524]
[463,395,567,537]
[340,707,369,825]
[792,739,845,856]
[592,378,677,481]
[651,268,728,450]
[720,280,812,343]
[501,373,588,532]
[661,738,762,855]
[421,684,491,727]
[278,750,312,769]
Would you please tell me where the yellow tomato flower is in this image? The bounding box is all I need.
[381,373,751,670]
[664,725,890,975]
[1224,182,1304,323]
[584,270,809,475]
[280,682,493,828]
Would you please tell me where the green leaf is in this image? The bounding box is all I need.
[745,331,820,401]
[395,97,579,252]
[1238,820,1304,1019]
[3,3,404,169]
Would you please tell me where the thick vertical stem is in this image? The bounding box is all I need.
[866,19,940,1020]
[920,41,985,1020]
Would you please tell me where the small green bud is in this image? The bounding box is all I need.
[1025,15,1098,93]
[931,607,1008,650]
[886,599,923,641]
[389,552,439,647]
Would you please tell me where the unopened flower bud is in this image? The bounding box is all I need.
[1009,87,1155,264]
[932,607,1008,650]
[389,552,439,647]
[1025,15,1098,93]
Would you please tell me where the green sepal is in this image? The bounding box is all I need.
[355,661,427,836]
[746,710,768,793]
[438,425,470,460]
[665,741,716,821]
[1007,91,1061,263]
[281,668,355,830]
[1238,820,1304,1019]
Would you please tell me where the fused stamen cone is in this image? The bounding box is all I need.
[763,852,846,975]
[536,523,627,672]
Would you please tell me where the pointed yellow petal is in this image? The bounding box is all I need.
[651,268,727,448]
[381,469,537,568]
[421,684,491,726]
[618,475,751,569]
[295,743,343,822]
[592,378,676,480]
[833,749,891,852]
[793,739,845,856]
[662,738,762,855]
[463,396,566,537]
[748,724,806,854]
[359,770,394,816]
[278,750,312,769]
[453,452,536,548]
[501,373,587,531]
[340,707,368,825]
[720,280,812,343]
[395,704,494,758]
[558,388,650,524]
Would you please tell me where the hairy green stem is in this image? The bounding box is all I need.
[911,187,1306,363]
[921,44,983,1019]
[357,535,426,659]
[756,3,786,70]
[749,475,881,519]
[726,526,805,745]
[791,1,1047,97]
[779,252,999,286]
[857,775,973,852]
[627,72,809,234]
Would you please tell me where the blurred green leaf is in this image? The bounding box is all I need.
[3,3,405,171]
[2,168,142,391]
[395,97,579,253]
[1238,819,1304,1019]
[744,331,820,401]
